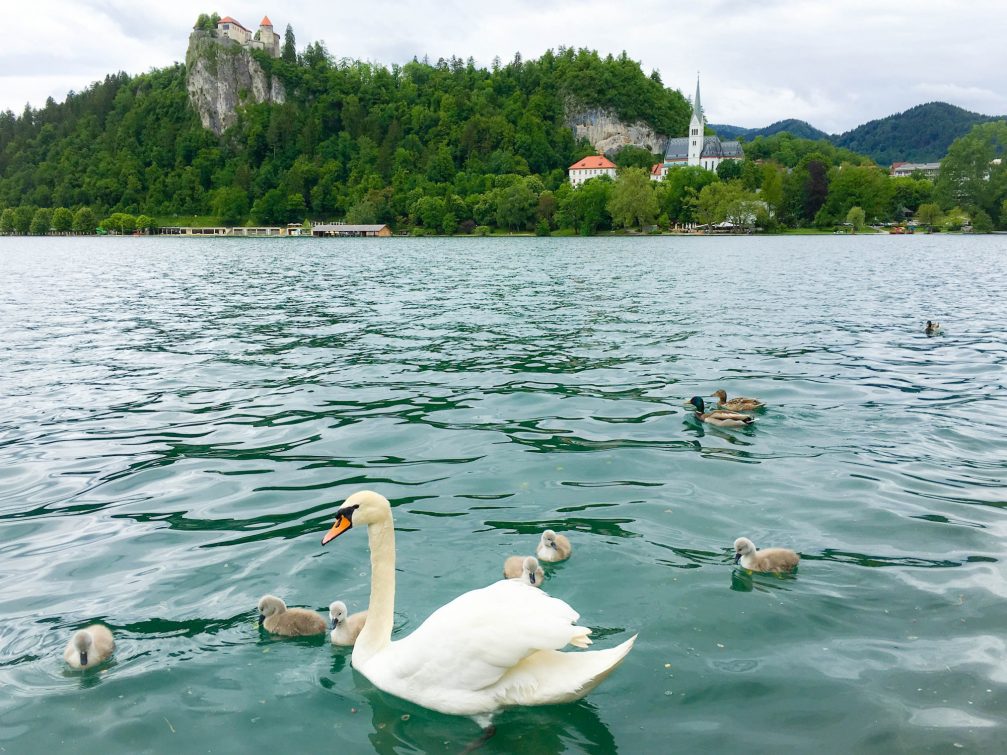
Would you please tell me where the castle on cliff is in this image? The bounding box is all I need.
[215,15,281,58]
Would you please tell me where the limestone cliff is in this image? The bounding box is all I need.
[565,106,667,157]
[186,31,285,135]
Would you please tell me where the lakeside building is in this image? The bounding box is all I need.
[568,155,618,187]
[653,77,743,179]
[890,161,940,179]
[312,224,393,237]
[216,15,280,57]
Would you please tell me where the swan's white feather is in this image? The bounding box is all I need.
[355,579,628,716]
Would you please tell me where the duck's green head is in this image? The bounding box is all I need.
[689,396,705,412]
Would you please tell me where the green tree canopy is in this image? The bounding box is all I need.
[607,168,658,229]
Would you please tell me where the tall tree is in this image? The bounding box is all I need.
[608,168,658,229]
[282,24,297,63]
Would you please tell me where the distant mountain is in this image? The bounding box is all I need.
[712,102,1005,166]
[710,119,829,142]
[833,102,1002,165]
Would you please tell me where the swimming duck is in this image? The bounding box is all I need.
[711,389,765,412]
[321,491,635,723]
[536,530,572,563]
[63,625,115,669]
[733,537,800,573]
[329,600,368,646]
[504,555,545,587]
[925,320,941,335]
[257,595,327,636]
[689,397,755,427]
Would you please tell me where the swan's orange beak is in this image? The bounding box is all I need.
[322,514,352,545]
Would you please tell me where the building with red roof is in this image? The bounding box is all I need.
[215,14,280,57]
[568,155,617,187]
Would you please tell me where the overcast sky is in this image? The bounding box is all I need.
[4,0,1005,134]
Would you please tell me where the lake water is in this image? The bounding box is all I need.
[1,235,1005,753]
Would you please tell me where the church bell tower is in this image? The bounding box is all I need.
[687,75,704,167]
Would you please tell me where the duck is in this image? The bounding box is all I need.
[503,555,545,588]
[329,601,368,646]
[321,490,636,722]
[688,396,755,427]
[733,537,800,573]
[257,595,327,636]
[711,389,765,412]
[536,529,572,563]
[63,624,115,670]
[925,320,941,335]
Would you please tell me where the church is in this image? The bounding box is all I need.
[652,77,743,180]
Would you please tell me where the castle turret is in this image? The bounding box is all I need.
[258,15,280,58]
[687,75,704,167]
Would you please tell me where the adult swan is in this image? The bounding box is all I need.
[321,490,636,722]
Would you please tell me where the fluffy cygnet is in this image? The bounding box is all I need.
[258,594,327,636]
[536,529,572,563]
[329,600,368,646]
[733,537,800,573]
[503,555,545,587]
[63,624,115,670]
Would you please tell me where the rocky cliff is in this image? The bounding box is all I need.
[186,31,285,135]
[565,107,667,157]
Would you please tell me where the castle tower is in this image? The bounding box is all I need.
[259,15,280,58]
[687,75,704,167]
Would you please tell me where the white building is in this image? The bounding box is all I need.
[656,77,743,176]
[568,155,617,187]
[890,162,940,179]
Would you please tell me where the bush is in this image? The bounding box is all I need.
[474,225,490,236]
[73,207,97,234]
[30,208,53,235]
[534,219,551,236]
[52,207,74,234]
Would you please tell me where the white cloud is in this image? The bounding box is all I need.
[2,0,1006,131]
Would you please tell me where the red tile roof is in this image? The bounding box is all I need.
[651,163,663,175]
[218,16,249,31]
[569,155,616,171]
[261,15,273,27]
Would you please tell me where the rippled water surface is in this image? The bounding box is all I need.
[1,235,1006,753]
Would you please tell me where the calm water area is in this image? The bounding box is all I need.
[0,235,1005,753]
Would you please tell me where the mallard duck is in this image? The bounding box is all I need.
[257,595,327,636]
[925,320,941,335]
[711,389,765,412]
[536,529,572,563]
[321,491,636,723]
[689,396,755,427]
[733,537,799,573]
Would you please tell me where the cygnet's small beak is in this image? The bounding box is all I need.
[79,651,88,666]
[529,572,537,585]
[734,552,742,564]
[330,617,339,630]
[258,614,265,626]
[322,514,352,545]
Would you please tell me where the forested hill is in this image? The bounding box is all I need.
[713,102,1002,165]
[710,119,829,142]
[832,102,1002,165]
[0,44,689,225]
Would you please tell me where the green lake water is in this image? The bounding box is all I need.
[0,235,1005,753]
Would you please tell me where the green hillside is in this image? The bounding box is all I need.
[0,42,689,228]
[833,102,1001,165]
[710,119,829,142]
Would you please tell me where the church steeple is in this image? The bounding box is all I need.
[693,74,703,122]
[687,73,704,166]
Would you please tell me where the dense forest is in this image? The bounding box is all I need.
[0,23,1005,235]
[710,119,830,143]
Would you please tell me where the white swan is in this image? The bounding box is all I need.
[321,491,636,720]
[63,625,115,669]
[329,600,368,646]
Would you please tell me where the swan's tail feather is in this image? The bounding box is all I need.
[499,634,638,708]
[569,626,592,649]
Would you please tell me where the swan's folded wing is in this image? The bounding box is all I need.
[384,579,592,691]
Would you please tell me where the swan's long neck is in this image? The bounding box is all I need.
[353,515,395,665]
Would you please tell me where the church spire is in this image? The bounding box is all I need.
[693,73,703,121]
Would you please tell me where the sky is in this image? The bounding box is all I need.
[3,0,1006,134]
